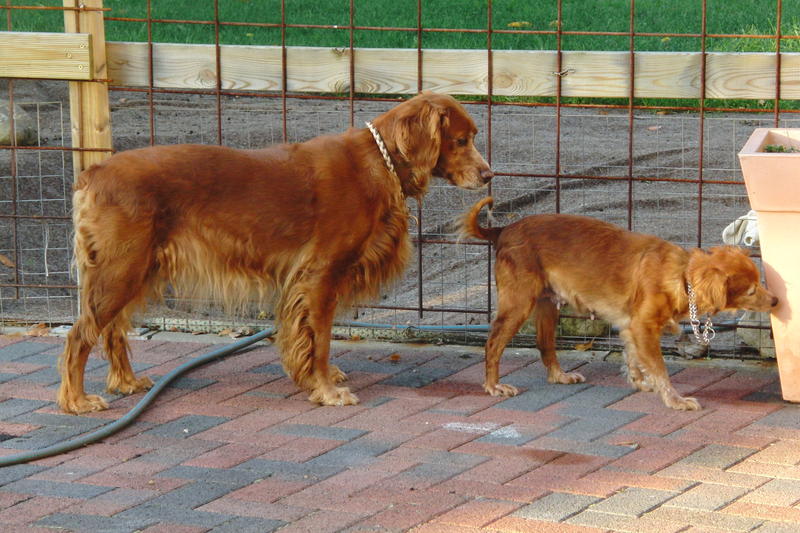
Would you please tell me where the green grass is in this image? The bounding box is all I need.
[6,1,799,109]
[6,0,800,52]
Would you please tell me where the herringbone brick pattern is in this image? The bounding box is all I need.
[0,333,799,532]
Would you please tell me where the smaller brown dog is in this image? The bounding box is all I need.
[461,197,778,410]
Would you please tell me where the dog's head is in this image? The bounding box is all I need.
[372,91,493,197]
[688,246,778,313]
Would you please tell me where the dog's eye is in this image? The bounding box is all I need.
[457,138,468,147]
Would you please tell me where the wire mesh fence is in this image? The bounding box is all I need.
[1,0,794,357]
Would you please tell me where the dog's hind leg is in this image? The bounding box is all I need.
[484,271,536,397]
[103,306,154,396]
[535,298,586,385]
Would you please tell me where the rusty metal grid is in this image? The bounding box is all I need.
[1,0,791,357]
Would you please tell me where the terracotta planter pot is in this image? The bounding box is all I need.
[739,128,800,402]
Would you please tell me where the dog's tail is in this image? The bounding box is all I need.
[459,196,502,244]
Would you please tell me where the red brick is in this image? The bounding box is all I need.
[724,501,800,524]
[197,496,309,522]
[351,492,465,531]
[258,436,342,462]
[65,488,157,517]
[0,497,73,524]
[746,440,800,466]
[659,462,769,489]
[434,498,523,527]
[609,438,703,473]
[413,523,483,533]
[432,478,547,503]
[509,453,610,490]
[449,455,543,484]
[228,477,311,504]
[182,442,274,468]
[272,509,367,533]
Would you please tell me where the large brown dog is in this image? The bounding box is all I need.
[461,197,777,410]
[59,92,493,414]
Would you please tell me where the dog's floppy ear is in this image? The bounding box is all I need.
[688,248,730,313]
[393,95,448,180]
[692,268,728,313]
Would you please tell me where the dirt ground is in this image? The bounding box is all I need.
[0,79,790,356]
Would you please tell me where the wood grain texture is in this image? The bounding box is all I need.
[0,31,92,80]
[104,43,798,100]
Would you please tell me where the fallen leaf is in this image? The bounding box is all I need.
[575,339,595,351]
[507,21,532,28]
[647,125,662,131]
[218,328,233,337]
[0,254,14,268]
[350,335,362,341]
[389,353,401,363]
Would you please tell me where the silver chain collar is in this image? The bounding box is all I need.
[687,281,716,345]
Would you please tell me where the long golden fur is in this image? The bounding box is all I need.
[58,92,493,414]
[461,197,777,410]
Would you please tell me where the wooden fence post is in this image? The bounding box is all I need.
[63,0,112,177]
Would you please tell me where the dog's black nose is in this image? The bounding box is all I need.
[481,169,494,183]
[772,296,779,307]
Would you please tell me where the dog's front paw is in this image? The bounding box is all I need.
[662,391,701,411]
[548,370,586,385]
[309,385,359,406]
[484,382,519,397]
[59,393,109,414]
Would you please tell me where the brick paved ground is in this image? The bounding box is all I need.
[0,332,799,532]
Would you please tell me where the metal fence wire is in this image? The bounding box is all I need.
[1,0,795,357]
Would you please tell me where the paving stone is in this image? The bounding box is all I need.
[560,385,636,408]
[37,512,155,532]
[0,478,113,499]
[0,398,49,420]
[665,482,749,511]
[589,486,676,517]
[142,415,230,439]
[304,437,403,468]
[753,406,800,429]
[157,465,263,487]
[116,504,233,528]
[379,365,460,388]
[270,423,367,441]
[548,406,643,441]
[513,492,600,522]
[143,481,237,508]
[494,383,591,412]
[678,444,757,469]
[210,516,285,532]
[168,376,217,391]
[235,458,344,482]
[0,464,46,487]
[0,342,56,362]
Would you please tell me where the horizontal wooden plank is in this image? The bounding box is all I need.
[0,31,92,80]
[105,42,799,100]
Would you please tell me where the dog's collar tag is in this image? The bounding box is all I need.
[687,282,716,345]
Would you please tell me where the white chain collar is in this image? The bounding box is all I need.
[365,121,398,177]
[687,281,716,345]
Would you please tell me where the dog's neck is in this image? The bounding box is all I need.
[364,121,428,200]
